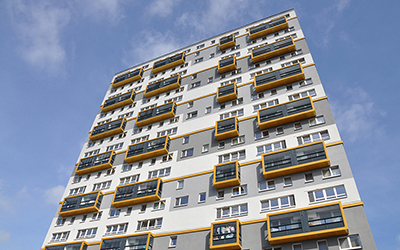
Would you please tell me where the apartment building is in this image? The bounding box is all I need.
[41,9,376,250]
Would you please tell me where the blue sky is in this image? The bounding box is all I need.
[0,0,399,249]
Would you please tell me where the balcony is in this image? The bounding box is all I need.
[112,178,162,207]
[44,241,88,250]
[211,219,242,250]
[257,96,315,130]
[219,34,236,50]
[218,56,237,74]
[267,202,348,244]
[262,141,330,179]
[144,75,181,98]
[112,68,143,88]
[254,63,304,92]
[125,135,170,163]
[100,233,154,250]
[251,37,296,63]
[215,117,239,141]
[76,151,116,175]
[135,102,176,127]
[217,82,238,103]
[59,191,103,217]
[248,16,288,40]
[101,91,136,112]
[89,118,127,141]
[213,161,241,189]
[152,52,186,74]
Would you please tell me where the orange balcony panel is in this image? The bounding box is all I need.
[210,219,242,250]
[59,191,103,217]
[217,82,238,103]
[213,161,241,189]
[89,118,127,141]
[254,63,304,92]
[219,34,236,50]
[125,135,170,163]
[248,16,288,40]
[251,37,296,63]
[112,68,143,88]
[215,117,239,141]
[218,56,237,74]
[101,91,135,113]
[152,52,186,74]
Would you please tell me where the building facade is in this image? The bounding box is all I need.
[41,9,376,250]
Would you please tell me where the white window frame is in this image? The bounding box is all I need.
[218,150,245,163]
[322,165,341,179]
[216,203,248,219]
[175,196,189,207]
[77,228,97,239]
[153,200,166,210]
[181,148,194,158]
[297,130,330,145]
[232,185,247,196]
[308,185,347,203]
[231,135,245,145]
[199,192,206,203]
[148,167,171,179]
[119,175,139,185]
[257,141,286,155]
[259,180,275,191]
[105,223,127,235]
[309,116,325,126]
[137,218,163,231]
[261,195,295,212]
[338,235,362,249]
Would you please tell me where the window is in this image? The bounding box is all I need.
[165,95,183,103]
[181,148,194,158]
[169,116,180,124]
[338,235,362,249]
[253,99,278,111]
[106,168,115,175]
[304,172,314,182]
[220,103,225,109]
[170,236,177,247]
[257,141,286,155]
[187,101,193,108]
[110,209,121,218]
[271,89,277,95]
[122,165,132,172]
[231,135,245,145]
[150,158,156,165]
[218,141,225,149]
[294,122,302,130]
[293,244,302,250]
[105,223,127,235]
[261,195,295,211]
[137,218,163,230]
[259,180,275,191]
[93,181,111,191]
[217,190,224,199]
[283,177,292,186]
[120,175,139,185]
[197,44,204,49]
[50,232,69,242]
[138,162,143,168]
[232,97,243,106]
[202,144,209,153]
[232,185,247,196]
[69,186,85,196]
[92,212,102,220]
[192,74,197,79]
[183,136,189,144]
[317,241,328,250]
[126,207,132,215]
[140,204,147,212]
[219,108,244,119]
[157,127,178,137]
[276,127,284,135]
[199,192,206,203]
[194,57,203,64]
[308,185,347,202]
[299,78,313,87]
[153,200,166,210]
[218,150,245,163]
[322,166,341,178]
[133,128,142,134]
[255,130,269,140]
[216,204,248,218]
[107,142,123,151]
[251,92,264,100]
[175,196,189,206]
[205,106,211,114]
[187,111,198,119]
[56,218,66,226]
[309,116,325,126]
[162,153,173,162]
[148,167,171,179]
[286,84,293,91]
[297,130,330,145]
[288,89,316,101]
[208,77,214,83]
[177,180,184,189]
[77,228,97,239]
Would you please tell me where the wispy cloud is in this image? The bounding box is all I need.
[148,0,181,18]
[0,231,10,243]
[9,0,71,73]
[44,185,65,204]
[76,0,125,24]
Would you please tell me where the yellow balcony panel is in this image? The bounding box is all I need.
[251,37,296,63]
[213,161,241,189]
[144,75,181,98]
[112,68,143,88]
[262,141,330,179]
[44,241,88,250]
[254,63,304,92]
[217,82,238,103]
[112,178,162,208]
[89,118,127,141]
[135,102,176,127]
[248,16,288,40]
[152,52,186,74]
[99,233,154,250]
[211,219,242,250]
[257,96,315,130]
[101,91,136,112]
[267,202,348,245]
[59,191,103,217]
[218,56,237,74]
[75,150,116,175]
[215,117,239,141]
[125,135,170,163]
[219,34,236,50]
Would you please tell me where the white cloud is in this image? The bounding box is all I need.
[0,230,10,243]
[44,185,65,204]
[9,0,70,72]
[336,0,352,12]
[77,0,124,24]
[148,0,181,18]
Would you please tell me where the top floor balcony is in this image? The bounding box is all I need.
[248,16,288,40]
[112,68,143,88]
[251,37,296,63]
[152,52,186,74]
[218,55,237,74]
[219,34,236,50]
[144,75,181,98]
[254,63,304,92]
[100,233,154,250]
[101,91,136,112]
[89,118,127,141]
[59,191,103,217]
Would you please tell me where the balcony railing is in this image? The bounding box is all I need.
[217,82,238,103]
[112,178,162,207]
[112,68,143,88]
[219,34,236,50]
[213,161,241,189]
[100,233,154,250]
[125,135,170,163]
[144,75,181,98]
[254,63,304,92]
[262,141,330,179]
[136,102,176,127]
[215,117,239,141]
[218,56,237,74]
[211,219,242,250]
[251,37,296,63]
[248,16,288,40]
[44,241,88,250]
[152,52,186,74]
[257,96,315,130]
[89,118,127,141]
[76,151,116,175]
[59,191,103,217]
[267,202,348,244]
[102,91,136,112]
